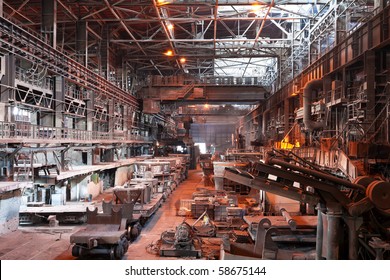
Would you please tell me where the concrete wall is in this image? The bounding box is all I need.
[0,190,21,235]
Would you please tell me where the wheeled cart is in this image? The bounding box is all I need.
[70,223,129,260]
[70,202,137,260]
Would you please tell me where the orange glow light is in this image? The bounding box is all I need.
[157,0,170,6]
[167,23,174,30]
[252,3,262,12]
[180,57,186,63]
[164,50,173,56]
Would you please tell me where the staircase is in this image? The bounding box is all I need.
[14,154,32,181]
[178,81,195,99]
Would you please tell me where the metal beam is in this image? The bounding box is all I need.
[152,0,183,71]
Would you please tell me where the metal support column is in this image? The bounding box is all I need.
[123,105,128,138]
[0,54,14,122]
[325,205,342,260]
[100,25,110,80]
[54,76,65,129]
[108,99,114,138]
[41,0,57,48]
[386,51,390,144]
[86,91,94,165]
[335,1,346,45]
[102,99,115,162]
[316,204,325,260]
[76,21,88,67]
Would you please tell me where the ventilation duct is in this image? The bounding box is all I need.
[303,79,325,131]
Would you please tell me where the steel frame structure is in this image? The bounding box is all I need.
[2,0,371,82]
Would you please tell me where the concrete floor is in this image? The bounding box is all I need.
[0,168,214,260]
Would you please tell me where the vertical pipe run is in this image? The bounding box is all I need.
[315,204,324,260]
[303,79,325,131]
[326,211,341,260]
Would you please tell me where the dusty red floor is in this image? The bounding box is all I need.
[0,168,212,260]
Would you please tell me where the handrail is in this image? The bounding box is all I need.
[0,121,152,143]
[148,75,265,87]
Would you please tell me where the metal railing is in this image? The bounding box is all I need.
[149,75,265,87]
[0,121,152,143]
[15,67,54,91]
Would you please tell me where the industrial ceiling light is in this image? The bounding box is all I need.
[179,57,186,64]
[167,23,174,30]
[157,0,170,5]
[252,3,262,12]
[164,50,173,56]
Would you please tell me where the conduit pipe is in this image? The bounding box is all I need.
[303,79,326,131]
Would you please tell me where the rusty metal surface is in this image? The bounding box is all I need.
[113,187,143,205]
[86,206,122,225]
[223,167,320,206]
[252,162,352,206]
[280,208,297,231]
[366,181,390,210]
[70,224,125,244]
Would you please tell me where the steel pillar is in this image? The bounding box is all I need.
[86,92,94,165]
[54,76,65,128]
[100,25,110,79]
[123,105,128,135]
[316,204,325,260]
[76,21,88,67]
[325,205,342,260]
[108,99,114,137]
[335,1,346,45]
[41,0,57,48]
[0,54,14,122]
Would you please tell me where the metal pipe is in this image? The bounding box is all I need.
[303,79,325,131]
[326,210,341,260]
[315,204,324,260]
[223,168,320,205]
[347,197,374,217]
[267,157,366,192]
[280,208,297,230]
